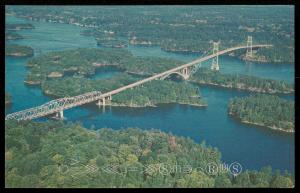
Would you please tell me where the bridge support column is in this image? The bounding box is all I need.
[211,42,220,71]
[97,98,106,113]
[97,100,101,106]
[97,98,106,107]
[183,68,188,75]
[56,111,64,119]
[182,67,190,80]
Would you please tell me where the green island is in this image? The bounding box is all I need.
[8,6,294,63]
[41,75,206,107]
[5,93,12,105]
[6,23,34,31]
[190,68,294,94]
[5,31,24,40]
[111,80,206,107]
[228,94,294,132]
[82,30,128,48]
[5,120,294,188]
[6,44,34,57]
[96,38,128,48]
[41,73,139,97]
[25,48,182,85]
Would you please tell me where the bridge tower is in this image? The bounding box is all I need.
[246,36,253,58]
[211,42,220,71]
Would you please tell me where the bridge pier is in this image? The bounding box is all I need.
[97,98,105,107]
[55,111,64,119]
[97,95,112,107]
[182,67,190,80]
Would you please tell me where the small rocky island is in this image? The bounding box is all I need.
[6,23,34,31]
[6,44,34,57]
[5,32,24,40]
[5,93,11,105]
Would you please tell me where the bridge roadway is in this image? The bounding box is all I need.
[5,44,272,121]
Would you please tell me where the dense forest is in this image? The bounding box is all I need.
[228,94,294,132]
[112,80,206,107]
[191,68,294,94]
[25,48,183,84]
[5,44,34,57]
[5,120,294,188]
[41,73,139,97]
[7,6,294,63]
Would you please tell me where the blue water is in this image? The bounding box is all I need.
[129,45,294,83]
[5,15,294,174]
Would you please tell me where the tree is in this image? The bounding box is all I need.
[233,171,251,187]
[270,175,294,188]
[52,154,64,165]
[177,171,215,188]
[214,173,232,188]
[126,154,139,165]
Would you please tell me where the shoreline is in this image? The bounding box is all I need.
[228,111,294,133]
[6,53,33,57]
[109,101,207,108]
[24,80,41,85]
[189,80,294,94]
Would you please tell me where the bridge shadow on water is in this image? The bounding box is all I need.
[163,74,186,82]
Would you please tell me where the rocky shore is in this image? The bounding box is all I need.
[228,110,294,133]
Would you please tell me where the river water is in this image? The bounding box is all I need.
[5,15,295,174]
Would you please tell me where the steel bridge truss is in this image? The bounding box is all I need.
[5,91,103,121]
